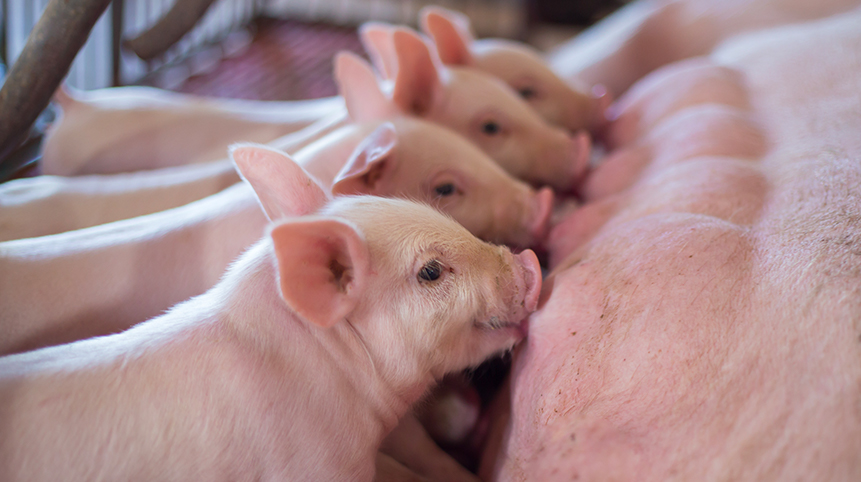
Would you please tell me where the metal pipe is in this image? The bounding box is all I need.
[0,0,113,164]
[111,0,125,86]
[124,0,218,61]
[1,0,8,68]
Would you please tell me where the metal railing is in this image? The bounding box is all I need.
[264,0,525,38]
[2,0,261,90]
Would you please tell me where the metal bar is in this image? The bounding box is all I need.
[0,0,113,165]
[111,0,124,86]
[0,133,40,182]
[124,0,218,61]
[1,0,7,67]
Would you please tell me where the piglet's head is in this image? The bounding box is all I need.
[336,27,592,193]
[419,6,612,135]
[272,196,543,385]
[331,119,554,250]
[231,144,541,391]
[230,146,542,375]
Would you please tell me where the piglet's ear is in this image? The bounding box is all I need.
[334,51,395,123]
[420,6,474,66]
[359,22,397,79]
[332,122,398,196]
[230,144,329,221]
[270,217,369,328]
[391,28,442,116]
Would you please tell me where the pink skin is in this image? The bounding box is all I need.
[1,113,345,242]
[42,27,591,188]
[0,117,549,356]
[583,103,769,203]
[41,85,347,175]
[416,6,612,134]
[381,411,482,482]
[330,120,555,250]
[17,40,574,240]
[4,121,549,481]
[338,27,592,193]
[0,151,542,481]
[482,9,861,480]
[0,160,238,242]
[546,0,861,98]
[602,57,751,149]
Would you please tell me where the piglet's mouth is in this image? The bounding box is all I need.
[475,317,529,338]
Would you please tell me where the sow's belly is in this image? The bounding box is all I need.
[484,15,861,480]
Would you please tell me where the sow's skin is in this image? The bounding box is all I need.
[483,9,861,481]
[546,0,861,98]
[0,146,543,482]
[0,119,552,356]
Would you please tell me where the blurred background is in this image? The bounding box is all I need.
[0,0,625,178]
[1,0,624,97]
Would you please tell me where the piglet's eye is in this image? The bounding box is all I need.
[518,87,537,99]
[481,121,501,136]
[418,259,443,282]
[434,183,456,197]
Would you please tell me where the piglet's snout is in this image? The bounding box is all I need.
[542,130,593,193]
[528,187,555,246]
[566,131,592,187]
[511,249,543,322]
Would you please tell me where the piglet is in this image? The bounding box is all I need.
[417,6,611,134]
[0,119,552,355]
[0,159,237,241]
[0,112,343,241]
[41,85,346,175]
[0,146,542,482]
[337,29,592,193]
[43,30,590,193]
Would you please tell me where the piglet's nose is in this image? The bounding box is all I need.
[529,186,555,245]
[566,131,592,188]
[514,249,543,313]
[591,84,613,130]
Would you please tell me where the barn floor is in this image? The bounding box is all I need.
[163,17,367,101]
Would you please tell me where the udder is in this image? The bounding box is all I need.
[493,213,762,481]
[483,43,861,480]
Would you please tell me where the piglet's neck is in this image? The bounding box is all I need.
[220,240,413,434]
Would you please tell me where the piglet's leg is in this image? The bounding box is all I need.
[374,453,429,482]
[380,413,480,482]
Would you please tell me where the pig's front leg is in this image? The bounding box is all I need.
[380,413,480,482]
[375,453,430,482]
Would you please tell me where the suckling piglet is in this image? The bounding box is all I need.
[0,145,542,482]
